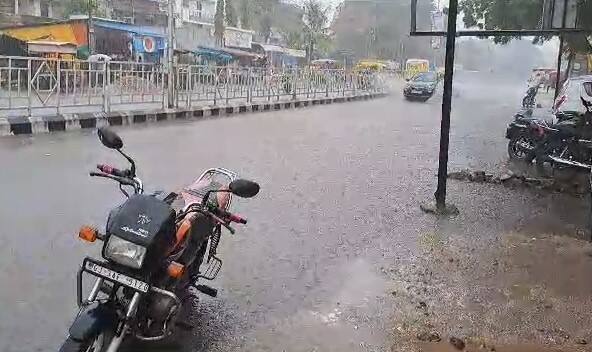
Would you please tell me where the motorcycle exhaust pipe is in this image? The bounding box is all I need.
[548,155,592,170]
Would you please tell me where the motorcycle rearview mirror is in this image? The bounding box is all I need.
[98,127,123,150]
[229,179,260,198]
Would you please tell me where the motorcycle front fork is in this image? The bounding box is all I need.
[87,278,142,352]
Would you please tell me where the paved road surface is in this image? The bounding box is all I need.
[1,71,588,352]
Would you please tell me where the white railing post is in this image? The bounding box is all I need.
[104,62,110,113]
[27,58,32,116]
[56,59,61,114]
[247,67,252,103]
[225,65,230,105]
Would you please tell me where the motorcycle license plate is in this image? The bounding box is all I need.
[85,260,149,293]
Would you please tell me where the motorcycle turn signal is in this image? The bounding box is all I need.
[78,226,99,243]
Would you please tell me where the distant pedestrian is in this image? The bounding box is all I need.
[546,72,558,93]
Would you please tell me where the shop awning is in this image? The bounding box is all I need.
[220,46,261,58]
[194,46,234,62]
[27,40,77,54]
[3,23,78,45]
[253,42,305,58]
[193,46,261,61]
[93,20,165,38]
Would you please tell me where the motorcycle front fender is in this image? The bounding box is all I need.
[506,124,526,139]
[68,303,118,342]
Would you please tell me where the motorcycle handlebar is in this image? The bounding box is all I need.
[212,207,248,225]
[97,164,128,178]
[90,171,136,188]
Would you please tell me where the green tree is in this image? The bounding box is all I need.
[460,0,592,52]
[283,31,304,49]
[63,0,104,18]
[239,0,251,29]
[332,1,433,62]
[259,14,273,43]
[225,0,238,27]
[215,0,226,46]
[303,0,329,61]
[252,0,277,43]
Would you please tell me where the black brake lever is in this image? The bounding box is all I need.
[223,223,236,235]
[208,211,236,234]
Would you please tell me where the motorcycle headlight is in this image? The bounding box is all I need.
[104,236,147,269]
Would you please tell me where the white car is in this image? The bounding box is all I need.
[553,75,592,114]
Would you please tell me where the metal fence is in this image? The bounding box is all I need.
[0,56,385,117]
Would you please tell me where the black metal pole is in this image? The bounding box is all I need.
[554,0,569,99]
[554,35,563,99]
[434,0,458,210]
[87,0,93,56]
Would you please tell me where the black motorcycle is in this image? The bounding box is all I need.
[506,109,548,162]
[60,127,260,352]
[506,109,582,162]
[522,85,538,109]
[533,98,592,171]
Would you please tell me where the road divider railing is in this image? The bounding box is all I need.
[0,55,387,117]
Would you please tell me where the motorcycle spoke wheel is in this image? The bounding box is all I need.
[85,333,105,352]
[509,136,534,161]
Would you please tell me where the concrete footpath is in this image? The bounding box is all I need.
[0,92,387,137]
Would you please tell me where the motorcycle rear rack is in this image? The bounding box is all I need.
[196,255,222,281]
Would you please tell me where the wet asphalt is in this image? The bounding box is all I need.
[1,71,590,352]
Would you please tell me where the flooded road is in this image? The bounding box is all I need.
[1,72,591,352]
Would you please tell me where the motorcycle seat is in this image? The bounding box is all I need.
[545,122,578,137]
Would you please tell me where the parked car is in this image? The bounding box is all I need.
[553,75,592,114]
[403,71,438,102]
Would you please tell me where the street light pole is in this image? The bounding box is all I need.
[167,0,175,108]
[420,0,459,215]
[434,0,458,211]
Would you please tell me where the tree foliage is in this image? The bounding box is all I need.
[332,1,434,62]
[251,0,276,43]
[214,0,225,46]
[259,14,273,43]
[460,0,592,52]
[239,0,251,29]
[63,0,104,18]
[225,0,238,27]
[303,0,329,61]
[283,31,304,50]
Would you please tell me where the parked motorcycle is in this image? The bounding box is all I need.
[506,109,583,162]
[534,98,592,170]
[522,85,539,109]
[59,127,260,352]
[506,109,548,162]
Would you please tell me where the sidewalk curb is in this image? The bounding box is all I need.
[0,92,388,137]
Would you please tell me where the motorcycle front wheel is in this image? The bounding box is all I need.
[59,330,112,352]
[508,134,536,162]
